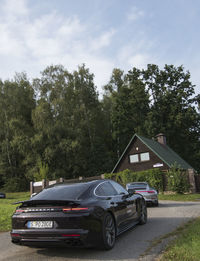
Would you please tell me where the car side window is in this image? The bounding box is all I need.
[95,182,118,196]
[95,184,105,196]
[110,181,128,195]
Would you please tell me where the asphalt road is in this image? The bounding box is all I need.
[1,200,200,261]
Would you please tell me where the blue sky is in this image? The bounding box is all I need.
[0,0,199,95]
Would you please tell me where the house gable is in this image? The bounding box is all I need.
[139,135,192,169]
[112,134,193,173]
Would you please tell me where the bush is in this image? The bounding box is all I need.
[104,168,164,192]
[167,164,190,194]
[3,177,29,192]
[34,160,49,181]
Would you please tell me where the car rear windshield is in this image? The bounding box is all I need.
[131,183,147,190]
[31,183,91,201]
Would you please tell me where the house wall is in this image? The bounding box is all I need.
[114,137,169,173]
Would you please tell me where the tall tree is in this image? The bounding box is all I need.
[103,68,150,160]
[142,64,200,170]
[0,74,35,190]
[32,64,108,179]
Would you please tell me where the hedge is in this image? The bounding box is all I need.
[166,164,190,194]
[104,168,164,192]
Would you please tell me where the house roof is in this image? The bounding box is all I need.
[112,133,193,173]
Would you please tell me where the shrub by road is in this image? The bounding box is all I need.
[159,217,200,261]
[0,192,29,231]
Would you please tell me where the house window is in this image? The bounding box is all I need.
[130,154,139,163]
[140,152,150,161]
[129,152,150,163]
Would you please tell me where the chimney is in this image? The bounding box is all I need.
[156,133,166,145]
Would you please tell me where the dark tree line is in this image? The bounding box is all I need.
[0,64,199,191]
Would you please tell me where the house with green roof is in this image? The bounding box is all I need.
[112,133,194,174]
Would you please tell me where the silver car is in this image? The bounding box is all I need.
[126,182,158,206]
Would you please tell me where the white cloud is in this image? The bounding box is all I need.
[127,54,150,69]
[90,29,116,51]
[117,37,159,72]
[0,0,198,97]
[0,0,115,91]
[2,0,29,17]
[127,6,144,21]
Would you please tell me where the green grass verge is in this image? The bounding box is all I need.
[159,217,200,261]
[158,193,200,201]
[0,192,30,232]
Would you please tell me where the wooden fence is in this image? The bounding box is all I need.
[30,175,105,195]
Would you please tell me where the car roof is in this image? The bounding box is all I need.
[48,179,109,189]
[130,182,148,185]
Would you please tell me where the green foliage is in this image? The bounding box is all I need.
[30,64,109,180]
[0,192,30,231]
[142,64,200,172]
[0,63,199,192]
[3,177,29,192]
[0,73,35,191]
[160,218,200,261]
[103,68,150,159]
[34,161,49,181]
[105,168,164,192]
[158,193,200,201]
[167,164,190,194]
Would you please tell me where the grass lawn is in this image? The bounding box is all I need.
[0,192,30,232]
[159,217,200,261]
[158,193,200,201]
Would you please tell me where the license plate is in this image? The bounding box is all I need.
[27,221,53,229]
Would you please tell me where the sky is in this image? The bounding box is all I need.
[0,0,200,96]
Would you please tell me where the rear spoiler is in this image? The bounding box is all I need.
[12,199,81,206]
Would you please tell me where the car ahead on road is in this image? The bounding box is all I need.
[0,192,6,198]
[11,179,147,250]
[126,182,158,206]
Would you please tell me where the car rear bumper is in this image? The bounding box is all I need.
[11,228,91,247]
[144,198,158,206]
[145,198,157,202]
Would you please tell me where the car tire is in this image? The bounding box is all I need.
[101,212,116,250]
[154,200,159,207]
[139,200,147,225]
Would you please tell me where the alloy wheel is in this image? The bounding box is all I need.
[139,201,147,224]
[104,213,116,248]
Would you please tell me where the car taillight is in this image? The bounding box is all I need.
[62,207,89,213]
[15,207,89,214]
[147,191,155,193]
[15,209,25,213]
[11,233,20,237]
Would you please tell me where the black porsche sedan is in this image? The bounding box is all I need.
[11,179,147,250]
